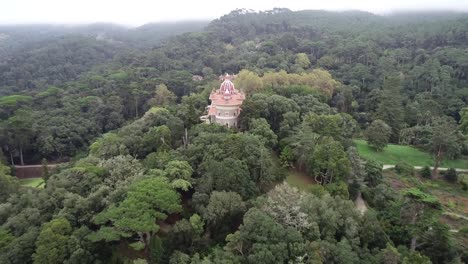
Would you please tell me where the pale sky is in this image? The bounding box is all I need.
[1,0,467,26]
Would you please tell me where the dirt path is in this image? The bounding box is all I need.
[355,192,368,215]
[382,165,468,172]
[444,212,468,221]
[13,164,59,169]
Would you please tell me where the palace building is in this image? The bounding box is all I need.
[200,74,245,128]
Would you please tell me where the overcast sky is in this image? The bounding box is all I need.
[1,0,467,26]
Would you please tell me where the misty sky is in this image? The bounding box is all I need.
[1,0,468,26]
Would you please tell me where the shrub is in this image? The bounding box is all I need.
[460,176,467,191]
[459,226,468,234]
[420,166,432,179]
[308,185,327,197]
[325,181,349,199]
[395,162,414,176]
[444,168,458,183]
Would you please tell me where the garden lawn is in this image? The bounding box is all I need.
[355,140,468,169]
[19,177,45,188]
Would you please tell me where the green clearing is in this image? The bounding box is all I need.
[19,177,45,188]
[285,170,315,191]
[355,140,468,169]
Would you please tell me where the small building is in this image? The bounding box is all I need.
[200,74,245,128]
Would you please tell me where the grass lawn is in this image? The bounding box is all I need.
[19,177,45,188]
[355,140,468,169]
[285,170,315,191]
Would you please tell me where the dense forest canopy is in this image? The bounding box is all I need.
[0,9,468,264]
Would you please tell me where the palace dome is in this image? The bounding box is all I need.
[220,80,235,94]
[220,74,235,94]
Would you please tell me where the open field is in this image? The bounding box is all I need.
[19,177,45,188]
[355,140,468,169]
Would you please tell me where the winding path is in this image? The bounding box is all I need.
[382,165,468,172]
[13,164,59,169]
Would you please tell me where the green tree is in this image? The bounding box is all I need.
[189,214,204,239]
[164,160,193,181]
[460,107,468,134]
[427,117,463,177]
[0,228,14,251]
[33,218,72,264]
[364,159,383,187]
[295,53,311,69]
[310,137,350,185]
[365,119,391,151]
[41,159,50,183]
[225,208,303,263]
[0,164,18,202]
[377,244,401,264]
[234,69,263,94]
[401,188,441,251]
[199,158,257,199]
[89,133,127,159]
[248,118,278,148]
[2,109,33,165]
[375,76,405,142]
[149,236,164,264]
[302,113,342,140]
[91,177,182,252]
[203,191,246,228]
[149,84,177,107]
[143,125,172,153]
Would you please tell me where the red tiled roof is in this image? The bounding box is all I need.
[209,90,245,106]
[208,106,217,115]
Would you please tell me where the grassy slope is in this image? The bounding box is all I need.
[19,177,45,188]
[355,140,468,169]
[383,170,468,249]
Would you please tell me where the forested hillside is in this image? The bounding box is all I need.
[0,9,468,264]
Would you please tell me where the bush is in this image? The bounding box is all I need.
[307,185,327,197]
[460,176,467,191]
[459,226,468,234]
[395,162,414,176]
[420,166,432,179]
[325,181,349,199]
[444,168,458,183]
